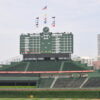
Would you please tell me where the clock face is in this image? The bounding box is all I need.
[43,27,49,33]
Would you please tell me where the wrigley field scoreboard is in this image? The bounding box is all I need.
[20,27,73,60]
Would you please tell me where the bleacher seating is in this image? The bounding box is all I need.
[0,60,90,71]
[0,60,99,88]
[0,62,28,71]
[0,61,61,71]
[27,61,61,71]
[63,61,88,71]
[83,77,100,88]
[53,78,86,88]
[38,78,54,88]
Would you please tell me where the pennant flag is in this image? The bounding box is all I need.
[35,17,39,28]
[44,17,47,24]
[52,17,56,27]
[52,17,55,19]
[52,23,55,27]
[42,6,47,10]
[36,17,39,19]
[43,14,47,24]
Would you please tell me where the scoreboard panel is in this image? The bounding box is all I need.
[20,27,73,55]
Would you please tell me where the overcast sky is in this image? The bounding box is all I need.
[0,0,100,62]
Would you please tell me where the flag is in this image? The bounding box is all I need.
[52,17,55,19]
[44,17,47,24]
[35,17,39,28]
[42,6,47,10]
[52,23,55,27]
[52,22,55,27]
[52,17,56,27]
[36,17,39,19]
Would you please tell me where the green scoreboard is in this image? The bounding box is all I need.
[20,27,73,60]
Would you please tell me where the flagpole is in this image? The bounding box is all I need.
[42,0,48,28]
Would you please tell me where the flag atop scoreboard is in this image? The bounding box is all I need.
[20,27,73,60]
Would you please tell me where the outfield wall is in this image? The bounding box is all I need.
[0,89,100,98]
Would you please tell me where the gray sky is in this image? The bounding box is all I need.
[0,0,100,62]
